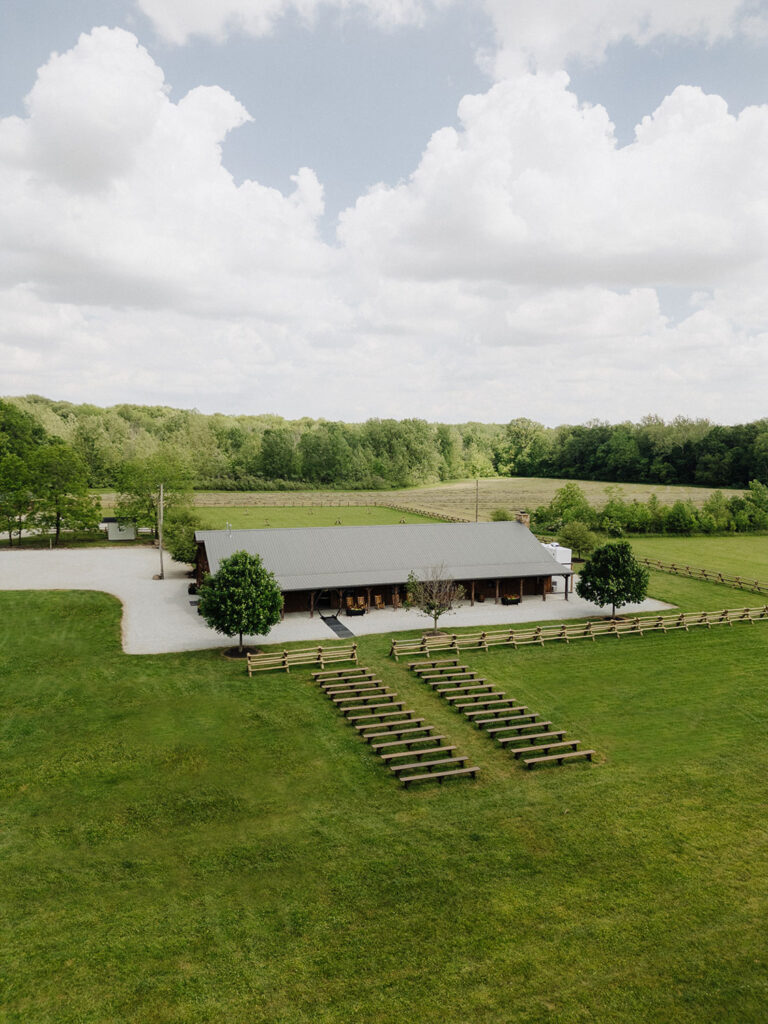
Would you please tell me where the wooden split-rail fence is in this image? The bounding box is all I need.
[389,606,768,659]
[247,643,357,675]
[640,558,768,597]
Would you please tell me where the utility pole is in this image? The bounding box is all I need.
[158,482,165,579]
[475,479,479,522]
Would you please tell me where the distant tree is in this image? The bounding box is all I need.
[549,482,595,528]
[163,507,204,564]
[664,501,697,535]
[0,400,47,459]
[491,507,512,521]
[495,417,550,476]
[576,541,649,618]
[29,442,100,544]
[406,564,466,633]
[198,550,283,652]
[0,454,33,546]
[557,522,597,560]
[115,450,192,538]
[701,490,733,532]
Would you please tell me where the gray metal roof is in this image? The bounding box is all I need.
[195,521,571,593]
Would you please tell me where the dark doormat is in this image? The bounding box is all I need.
[320,614,355,639]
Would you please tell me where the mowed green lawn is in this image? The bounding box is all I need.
[630,534,768,581]
[197,505,441,530]
[2,590,768,1023]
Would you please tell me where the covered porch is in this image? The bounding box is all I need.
[283,572,572,618]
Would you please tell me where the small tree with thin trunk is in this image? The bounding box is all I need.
[405,564,465,633]
[575,541,649,618]
[198,550,283,653]
[557,521,598,561]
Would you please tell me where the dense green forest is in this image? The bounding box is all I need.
[4,396,768,491]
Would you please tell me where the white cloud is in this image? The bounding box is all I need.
[339,74,768,289]
[483,0,762,76]
[135,0,453,44]
[3,26,768,424]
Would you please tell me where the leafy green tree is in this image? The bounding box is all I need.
[664,501,697,535]
[163,507,204,564]
[557,521,597,560]
[575,541,650,618]
[549,482,595,527]
[0,454,33,546]
[495,418,550,476]
[491,507,513,521]
[0,400,47,459]
[405,565,465,633]
[701,490,732,532]
[198,550,283,652]
[30,442,100,544]
[115,451,192,538]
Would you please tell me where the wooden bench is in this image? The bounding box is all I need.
[390,755,468,774]
[512,739,579,758]
[331,689,391,706]
[346,707,407,724]
[315,667,371,684]
[355,715,418,733]
[449,691,505,707]
[372,735,446,753]
[441,684,493,699]
[428,678,484,692]
[459,698,517,714]
[343,701,404,719]
[380,744,455,763]
[362,723,430,742]
[473,708,529,727]
[326,680,384,694]
[524,749,594,769]
[487,719,549,737]
[407,659,460,671]
[321,677,378,692]
[499,729,563,747]
[400,766,480,787]
[419,669,474,681]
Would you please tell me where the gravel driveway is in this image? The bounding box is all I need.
[0,546,674,655]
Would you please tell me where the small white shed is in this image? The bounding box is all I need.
[102,517,137,541]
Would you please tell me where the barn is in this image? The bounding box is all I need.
[194,521,572,617]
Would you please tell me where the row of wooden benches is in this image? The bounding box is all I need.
[408,658,594,769]
[312,666,480,787]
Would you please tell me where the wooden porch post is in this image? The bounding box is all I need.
[366,586,371,609]
[542,577,546,601]
[310,591,315,618]
[338,589,343,614]
[495,579,500,604]
[564,575,569,601]
[471,580,475,606]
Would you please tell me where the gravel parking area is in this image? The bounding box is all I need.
[0,546,674,654]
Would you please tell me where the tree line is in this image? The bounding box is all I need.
[533,481,768,542]
[5,396,768,491]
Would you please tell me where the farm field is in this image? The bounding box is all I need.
[3,586,768,1023]
[195,505,441,531]
[630,535,768,582]
[99,477,744,522]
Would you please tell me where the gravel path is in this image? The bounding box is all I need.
[0,547,674,655]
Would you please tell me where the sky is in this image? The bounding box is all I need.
[1,0,768,426]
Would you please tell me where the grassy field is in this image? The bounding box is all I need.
[195,505,441,530]
[99,477,744,522]
[3,584,768,1023]
[630,535,768,581]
